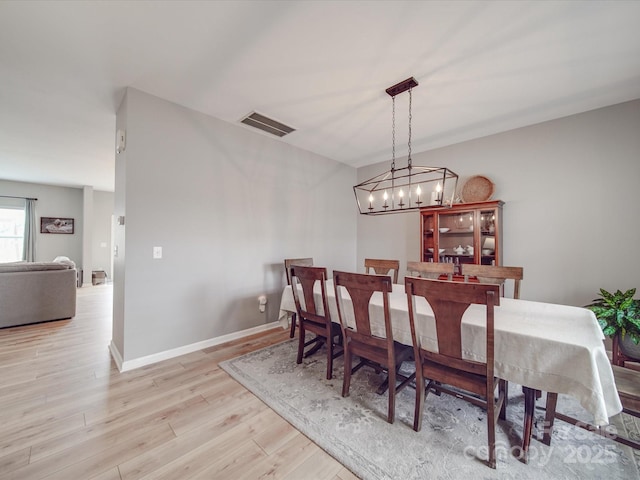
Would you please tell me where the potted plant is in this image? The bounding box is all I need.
[586,288,640,361]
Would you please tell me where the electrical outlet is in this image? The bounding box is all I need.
[153,246,162,259]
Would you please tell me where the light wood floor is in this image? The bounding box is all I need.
[0,285,358,480]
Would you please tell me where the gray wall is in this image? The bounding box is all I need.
[0,180,114,282]
[113,88,357,361]
[92,190,114,280]
[0,179,83,265]
[357,99,640,306]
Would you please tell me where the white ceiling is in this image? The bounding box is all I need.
[1,1,640,192]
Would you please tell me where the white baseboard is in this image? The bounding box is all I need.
[109,340,124,371]
[111,322,284,373]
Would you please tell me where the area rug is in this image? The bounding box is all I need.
[220,339,640,479]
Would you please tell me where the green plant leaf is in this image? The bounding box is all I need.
[588,288,639,340]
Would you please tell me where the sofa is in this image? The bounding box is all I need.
[0,260,77,328]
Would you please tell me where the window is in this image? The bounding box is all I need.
[0,206,25,262]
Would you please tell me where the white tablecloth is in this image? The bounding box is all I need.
[279,279,622,426]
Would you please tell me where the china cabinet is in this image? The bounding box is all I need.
[420,200,503,275]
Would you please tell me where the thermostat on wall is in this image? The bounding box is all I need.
[116,129,126,154]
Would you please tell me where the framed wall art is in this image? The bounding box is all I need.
[40,217,74,234]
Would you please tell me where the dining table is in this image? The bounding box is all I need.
[278,278,623,459]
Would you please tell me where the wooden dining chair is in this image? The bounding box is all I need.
[333,270,415,423]
[284,257,314,338]
[290,265,343,380]
[543,364,640,450]
[405,277,505,469]
[461,264,523,299]
[611,333,640,368]
[364,258,399,284]
[406,261,454,280]
[461,264,526,424]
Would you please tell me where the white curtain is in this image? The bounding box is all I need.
[23,198,36,261]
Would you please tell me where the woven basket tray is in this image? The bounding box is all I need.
[460,175,494,202]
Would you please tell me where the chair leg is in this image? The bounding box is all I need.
[414,373,425,432]
[342,345,352,397]
[521,386,536,464]
[500,381,509,420]
[387,366,396,424]
[296,324,305,364]
[543,392,558,446]
[487,389,497,469]
[289,313,297,338]
[326,338,333,380]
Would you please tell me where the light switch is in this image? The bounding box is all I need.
[153,246,162,259]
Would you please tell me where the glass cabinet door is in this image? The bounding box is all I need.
[480,209,497,266]
[438,210,474,274]
[422,214,436,262]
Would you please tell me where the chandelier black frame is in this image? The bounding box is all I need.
[353,77,458,215]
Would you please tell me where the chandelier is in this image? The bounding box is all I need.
[353,77,458,215]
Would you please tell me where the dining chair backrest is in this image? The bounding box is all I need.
[364,258,399,284]
[461,264,523,299]
[406,277,501,368]
[406,261,454,280]
[284,257,314,338]
[290,265,330,325]
[612,333,640,368]
[284,257,314,286]
[290,265,342,380]
[333,270,393,341]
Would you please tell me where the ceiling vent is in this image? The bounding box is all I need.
[240,112,295,137]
